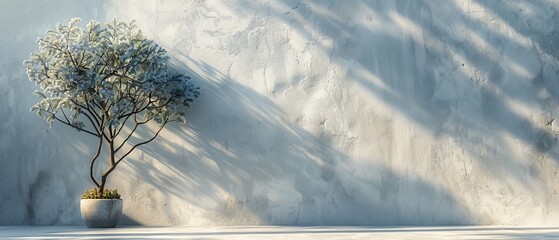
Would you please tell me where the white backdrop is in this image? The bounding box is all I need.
[2,0,559,225]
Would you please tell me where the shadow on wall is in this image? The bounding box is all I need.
[118,0,559,225]
[357,0,559,209]
[117,55,475,226]
[10,0,559,226]
[266,0,559,179]
[207,0,559,223]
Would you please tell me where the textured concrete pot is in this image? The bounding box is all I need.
[80,199,123,228]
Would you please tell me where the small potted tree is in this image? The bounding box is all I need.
[24,18,199,228]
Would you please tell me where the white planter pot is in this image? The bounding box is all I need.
[80,199,123,228]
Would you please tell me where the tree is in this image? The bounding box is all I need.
[24,18,200,194]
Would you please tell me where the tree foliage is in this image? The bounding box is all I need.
[24,18,200,194]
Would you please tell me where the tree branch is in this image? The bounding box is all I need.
[84,100,101,125]
[114,114,151,153]
[115,118,167,164]
[68,99,100,134]
[113,112,133,140]
[47,113,99,137]
[89,134,103,188]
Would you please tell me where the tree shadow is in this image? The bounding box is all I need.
[111,55,475,226]
[73,0,559,225]
[205,0,559,223]
[6,0,559,226]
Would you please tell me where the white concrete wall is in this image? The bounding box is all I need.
[2,0,559,225]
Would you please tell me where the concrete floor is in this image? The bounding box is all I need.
[1,226,559,239]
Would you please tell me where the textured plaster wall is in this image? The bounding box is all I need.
[2,0,559,226]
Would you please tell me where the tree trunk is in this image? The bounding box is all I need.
[89,135,103,189]
[99,176,106,194]
[99,140,117,194]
